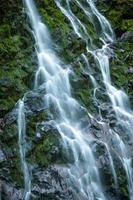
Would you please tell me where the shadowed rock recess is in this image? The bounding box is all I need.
[0,0,133,200]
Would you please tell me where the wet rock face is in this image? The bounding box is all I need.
[0,181,23,200]
[31,166,73,200]
[0,167,73,200]
[0,150,6,163]
[0,89,70,199]
[0,0,133,199]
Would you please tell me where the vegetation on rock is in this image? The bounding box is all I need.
[0,0,133,199]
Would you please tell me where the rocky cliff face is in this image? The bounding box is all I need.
[0,0,133,199]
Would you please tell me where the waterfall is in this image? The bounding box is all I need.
[20,0,108,199]
[55,0,133,199]
[17,99,31,200]
[16,0,133,199]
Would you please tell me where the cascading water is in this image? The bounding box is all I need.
[20,0,108,199]
[16,0,133,199]
[17,99,31,200]
[94,46,133,199]
[55,0,133,199]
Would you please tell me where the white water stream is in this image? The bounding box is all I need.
[17,0,133,199]
[18,0,108,199]
[55,0,133,199]
[17,99,31,200]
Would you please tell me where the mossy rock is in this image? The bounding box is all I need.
[0,0,35,117]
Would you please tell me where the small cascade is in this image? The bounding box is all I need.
[17,99,31,200]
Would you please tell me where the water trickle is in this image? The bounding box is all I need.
[17,99,31,200]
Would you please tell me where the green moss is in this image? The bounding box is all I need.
[75,88,91,107]
[29,131,60,167]
[9,158,24,187]
[0,11,34,116]
[27,112,47,138]
[122,19,133,31]
[96,0,133,36]
[110,34,133,103]
[0,0,35,188]
[108,9,121,27]
[0,122,23,186]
